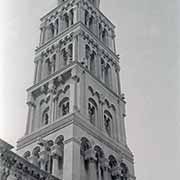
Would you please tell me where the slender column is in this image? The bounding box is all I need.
[111,64,118,94]
[73,34,78,61]
[48,81,55,124]
[112,33,116,53]
[84,149,98,180]
[99,97,104,131]
[116,67,121,95]
[69,69,79,113]
[79,71,86,116]
[73,6,78,23]
[120,96,127,145]
[78,35,86,64]
[25,94,35,135]
[34,55,43,84]
[33,61,38,84]
[51,144,63,178]
[40,25,46,45]
[78,3,85,24]
[96,49,101,79]
[63,139,81,180]
[69,11,73,27]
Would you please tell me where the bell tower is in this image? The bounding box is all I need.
[17,0,136,180]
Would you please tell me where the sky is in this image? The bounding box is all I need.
[0,0,180,180]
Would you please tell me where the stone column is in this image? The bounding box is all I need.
[78,33,86,63]
[51,144,63,178]
[34,55,43,84]
[99,96,105,131]
[33,61,38,84]
[25,94,35,135]
[73,6,78,24]
[69,69,79,113]
[48,81,55,124]
[84,149,98,180]
[63,139,81,180]
[79,71,87,117]
[100,158,109,180]
[116,67,121,96]
[73,34,78,62]
[59,14,63,33]
[40,24,46,45]
[78,3,85,24]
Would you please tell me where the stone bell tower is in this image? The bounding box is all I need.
[16,0,136,180]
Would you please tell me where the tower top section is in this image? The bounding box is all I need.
[57,0,100,9]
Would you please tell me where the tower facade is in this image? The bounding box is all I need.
[16,0,136,180]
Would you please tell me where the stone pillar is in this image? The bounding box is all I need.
[112,33,116,53]
[84,149,98,180]
[79,71,87,117]
[116,67,121,96]
[73,6,78,23]
[99,96,104,131]
[69,69,79,113]
[25,94,35,135]
[48,81,55,124]
[78,34,86,63]
[33,61,38,84]
[40,24,46,45]
[51,143,63,178]
[120,96,127,145]
[78,3,85,24]
[73,34,78,62]
[63,139,81,180]
[34,55,43,84]
[59,14,63,33]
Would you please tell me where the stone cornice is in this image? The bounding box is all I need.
[16,113,75,150]
[27,62,76,93]
[16,112,134,163]
[35,22,119,65]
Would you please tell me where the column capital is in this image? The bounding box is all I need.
[84,149,97,162]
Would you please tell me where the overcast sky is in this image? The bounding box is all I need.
[0,0,179,180]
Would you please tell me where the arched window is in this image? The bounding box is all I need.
[88,98,98,126]
[57,97,70,118]
[102,29,108,44]
[49,23,55,39]
[62,48,67,66]
[85,10,89,26]
[101,59,105,80]
[55,19,59,35]
[120,163,129,180]
[104,64,112,87]
[64,13,69,28]
[89,16,94,32]
[67,44,73,63]
[69,9,74,25]
[42,108,49,126]
[104,110,112,136]
[90,51,96,74]
[44,58,51,77]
